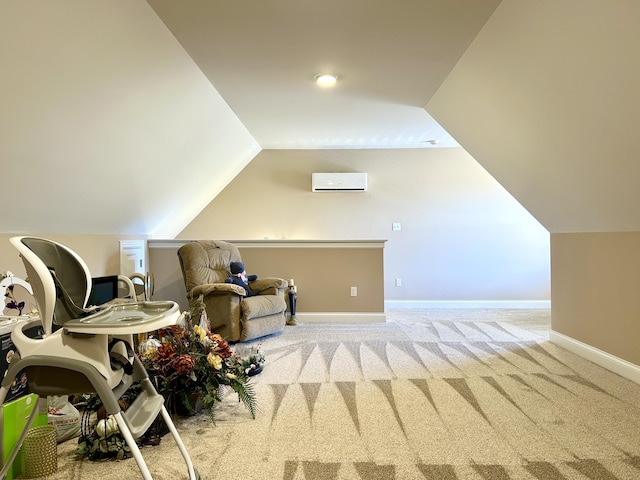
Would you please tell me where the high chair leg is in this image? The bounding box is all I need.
[112,411,153,480]
[158,405,199,479]
[112,407,199,480]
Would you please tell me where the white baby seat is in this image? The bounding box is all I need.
[0,236,199,479]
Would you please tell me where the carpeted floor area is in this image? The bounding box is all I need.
[25,309,640,479]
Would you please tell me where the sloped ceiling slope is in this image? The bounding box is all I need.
[146,0,501,150]
[427,0,640,233]
[0,0,259,238]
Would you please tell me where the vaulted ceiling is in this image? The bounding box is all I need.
[2,0,639,237]
[146,0,500,149]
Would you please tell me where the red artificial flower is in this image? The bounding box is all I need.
[169,354,196,375]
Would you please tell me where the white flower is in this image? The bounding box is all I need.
[138,337,161,357]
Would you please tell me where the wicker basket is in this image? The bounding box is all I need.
[22,424,58,478]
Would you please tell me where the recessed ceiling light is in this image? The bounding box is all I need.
[314,73,338,87]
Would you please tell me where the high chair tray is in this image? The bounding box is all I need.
[63,301,180,334]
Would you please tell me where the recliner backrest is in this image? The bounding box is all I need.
[177,240,242,292]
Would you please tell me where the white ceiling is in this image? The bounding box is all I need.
[147,0,501,149]
[0,0,502,237]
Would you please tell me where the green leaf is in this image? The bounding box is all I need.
[229,375,257,419]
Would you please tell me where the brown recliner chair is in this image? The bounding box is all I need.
[177,240,287,342]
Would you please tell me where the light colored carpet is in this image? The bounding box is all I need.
[24,309,640,479]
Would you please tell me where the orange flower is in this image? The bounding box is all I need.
[154,344,176,363]
[169,354,196,375]
[208,333,232,359]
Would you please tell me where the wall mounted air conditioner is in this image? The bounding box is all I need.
[312,172,368,192]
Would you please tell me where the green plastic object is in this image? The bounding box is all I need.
[0,394,47,480]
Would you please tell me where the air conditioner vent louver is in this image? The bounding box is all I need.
[312,172,367,192]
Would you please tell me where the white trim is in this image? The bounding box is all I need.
[148,240,185,249]
[550,330,640,385]
[385,300,551,309]
[233,240,385,249]
[149,239,386,249]
[294,312,386,323]
[119,239,147,275]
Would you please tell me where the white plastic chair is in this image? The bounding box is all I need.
[0,236,199,479]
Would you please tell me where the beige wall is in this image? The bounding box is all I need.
[0,234,145,279]
[0,0,258,238]
[178,148,549,306]
[238,245,384,312]
[551,232,640,365]
[428,0,640,234]
[426,0,640,371]
[149,240,384,314]
[148,243,188,309]
[0,147,549,317]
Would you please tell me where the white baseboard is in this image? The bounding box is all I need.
[384,300,551,309]
[294,312,386,323]
[550,330,640,385]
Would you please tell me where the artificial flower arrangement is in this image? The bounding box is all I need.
[236,343,266,377]
[138,298,258,423]
[77,295,262,460]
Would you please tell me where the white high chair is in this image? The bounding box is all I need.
[129,272,154,301]
[0,236,199,479]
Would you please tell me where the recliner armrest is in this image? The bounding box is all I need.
[191,283,246,298]
[249,277,287,295]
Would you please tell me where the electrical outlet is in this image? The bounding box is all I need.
[350,286,357,296]
[395,278,402,287]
